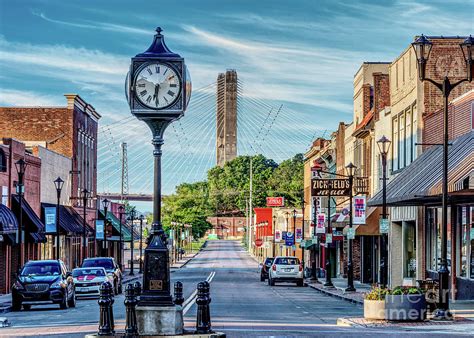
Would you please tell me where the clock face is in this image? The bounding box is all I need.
[134,63,181,109]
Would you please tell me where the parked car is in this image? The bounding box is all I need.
[260,257,274,281]
[72,267,111,298]
[82,257,123,294]
[11,260,76,311]
[268,256,304,287]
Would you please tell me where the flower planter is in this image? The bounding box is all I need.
[364,299,385,320]
[385,294,427,321]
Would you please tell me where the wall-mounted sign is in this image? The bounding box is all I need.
[316,213,326,234]
[353,196,366,224]
[266,197,285,207]
[295,228,302,242]
[275,230,282,242]
[44,207,57,234]
[96,220,104,240]
[311,179,350,196]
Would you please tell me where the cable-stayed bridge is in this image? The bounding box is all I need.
[97,71,326,200]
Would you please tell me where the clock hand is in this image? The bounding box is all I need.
[153,84,159,105]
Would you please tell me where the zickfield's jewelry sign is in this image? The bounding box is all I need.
[311,178,350,196]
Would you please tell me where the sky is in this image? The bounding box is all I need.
[0,0,472,211]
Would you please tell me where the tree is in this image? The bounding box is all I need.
[267,153,304,207]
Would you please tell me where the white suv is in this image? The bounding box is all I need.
[268,256,304,287]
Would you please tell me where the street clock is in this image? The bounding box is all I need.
[126,27,191,120]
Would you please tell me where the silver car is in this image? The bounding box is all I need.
[268,256,304,287]
[72,267,111,298]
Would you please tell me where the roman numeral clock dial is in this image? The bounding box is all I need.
[134,63,181,109]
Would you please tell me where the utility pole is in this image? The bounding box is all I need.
[249,158,253,252]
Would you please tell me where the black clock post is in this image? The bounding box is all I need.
[127,27,191,335]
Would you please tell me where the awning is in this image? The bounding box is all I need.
[12,195,46,243]
[99,210,132,242]
[0,203,18,234]
[342,206,380,236]
[41,203,93,235]
[368,131,474,207]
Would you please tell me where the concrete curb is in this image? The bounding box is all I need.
[304,281,364,305]
[336,317,366,327]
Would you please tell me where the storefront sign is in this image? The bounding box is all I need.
[295,228,302,242]
[282,231,287,240]
[44,207,57,234]
[266,197,285,207]
[316,213,326,234]
[347,227,355,240]
[285,232,294,246]
[379,218,389,234]
[96,220,104,240]
[353,196,366,224]
[311,178,351,196]
[326,233,333,244]
[275,230,282,242]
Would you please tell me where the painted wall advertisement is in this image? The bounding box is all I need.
[316,213,326,234]
[95,220,104,240]
[295,228,302,242]
[44,207,57,234]
[353,196,366,225]
[275,230,282,242]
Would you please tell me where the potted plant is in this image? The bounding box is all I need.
[364,286,388,320]
[385,286,427,321]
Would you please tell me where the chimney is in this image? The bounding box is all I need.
[373,72,390,120]
[362,84,372,117]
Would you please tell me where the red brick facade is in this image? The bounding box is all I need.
[362,83,372,117]
[207,216,247,239]
[373,72,390,119]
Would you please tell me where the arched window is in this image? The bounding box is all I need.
[0,149,6,172]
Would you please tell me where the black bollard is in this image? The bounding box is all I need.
[174,281,184,306]
[98,282,113,336]
[133,281,141,303]
[106,281,115,334]
[195,281,213,334]
[124,284,139,337]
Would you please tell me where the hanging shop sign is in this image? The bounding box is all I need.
[316,213,326,234]
[379,218,390,234]
[44,207,57,234]
[96,220,104,240]
[353,196,367,225]
[266,197,285,207]
[275,230,282,242]
[311,178,350,196]
[285,232,294,246]
[295,228,302,242]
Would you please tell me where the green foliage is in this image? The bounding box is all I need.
[389,286,422,295]
[267,154,304,207]
[365,286,389,300]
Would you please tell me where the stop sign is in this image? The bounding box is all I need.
[255,238,263,247]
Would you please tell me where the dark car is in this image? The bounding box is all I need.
[12,260,76,311]
[260,257,274,281]
[82,257,122,294]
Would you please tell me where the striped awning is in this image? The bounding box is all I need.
[368,131,473,207]
[11,195,46,242]
[0,203,18,234]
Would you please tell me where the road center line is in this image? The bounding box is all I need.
[182,271,216,315]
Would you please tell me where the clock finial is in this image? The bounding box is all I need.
[155,27,163,35]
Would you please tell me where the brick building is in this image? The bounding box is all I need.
[0,139,45,294]
[0,94,101,262]
[206,216,246,239]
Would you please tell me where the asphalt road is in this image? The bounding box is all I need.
[1,240,470,337]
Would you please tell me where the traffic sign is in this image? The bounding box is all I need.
[379,218,389,234]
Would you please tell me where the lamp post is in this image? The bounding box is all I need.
[272,216,276,257]
[292,209,297,256]
[311,197,318,281]
[377,136,391,288]
[15,159,27,271]
[139,214,144,273]
[102,198,110,257]
[128,207,136,276]
[118,205,125,270]
[324,191,333,287]
[301,198,306,272]
[345,163,357,292]
[285,212,290,255]
[53,177,64,261]
[81,189,90,263]
[412,34,473,320]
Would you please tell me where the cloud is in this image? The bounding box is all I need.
[0,88,63,106]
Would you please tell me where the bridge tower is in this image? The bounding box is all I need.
[216,70,238,167]
[120,142,129,201]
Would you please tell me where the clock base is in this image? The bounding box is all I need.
[136,305,184,335]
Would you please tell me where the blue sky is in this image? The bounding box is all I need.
[0,0,472,208]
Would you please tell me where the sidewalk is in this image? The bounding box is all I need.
[305,277,370,305]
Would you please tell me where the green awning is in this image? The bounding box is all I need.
[98,210,132,242]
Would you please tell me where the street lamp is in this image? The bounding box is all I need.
[53,177,64,261]
[81,189,90,262]
[301,198,306,273]
[285,211,290,255]
[377,136,391,288]
[139,214,144,273]
[272,215,276,257]
[311,197,318,281]
[118,205,125,270]
[102,198,110,257]
[128,207,136,276]
[292,209,297,256]
[345,162,357,292]
[15,159,27,271]
[412,34,473,320]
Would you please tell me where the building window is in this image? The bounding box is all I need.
[399,112,405,169]
[412,103,418,160]
[0,149,6,172]
[406,109,412,165]
[392,117,399,171]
